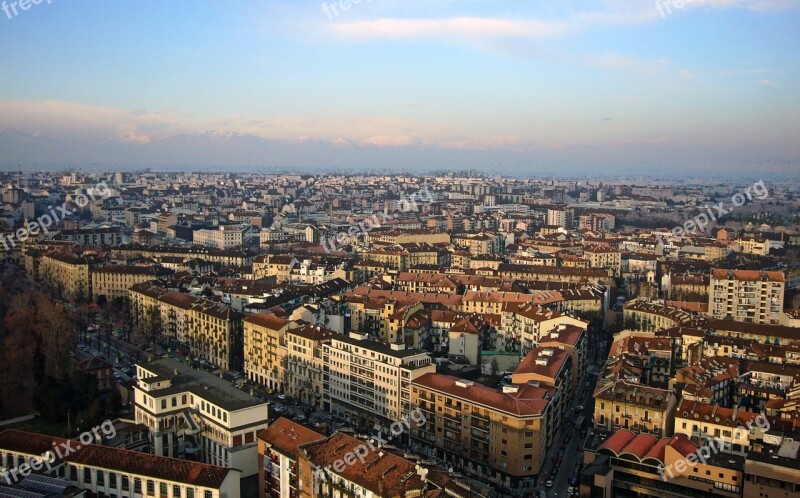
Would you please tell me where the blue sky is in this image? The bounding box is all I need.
[0,0,798,176]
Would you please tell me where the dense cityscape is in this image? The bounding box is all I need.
[0,171,798,497]
[3,1,800,497]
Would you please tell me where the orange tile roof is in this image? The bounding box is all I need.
[244,312,291,330]
[711,268,784,282]
[413,373,552,416]
[258,417,324,459]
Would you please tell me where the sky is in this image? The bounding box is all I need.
[0,0,798,177]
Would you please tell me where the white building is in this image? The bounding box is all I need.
[709,269,785,325]
[193,225,246,249]
[326,332,435,426]
[134,358,269,478]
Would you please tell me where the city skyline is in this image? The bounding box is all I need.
[1,0,799,174]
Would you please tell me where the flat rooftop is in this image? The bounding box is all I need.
[138,358,266,412]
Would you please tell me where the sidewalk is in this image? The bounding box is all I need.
[0,413,37,427]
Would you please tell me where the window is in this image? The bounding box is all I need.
[173,485,182,497]
[146,480,155,495]
[122,476,129,491]
[161,399,166,409]
[110,474,117,487]
[83,469,91,483]
[204,492,212,498]
[97,471,105,485]
[187,490,194,498]
[134,478,142,493]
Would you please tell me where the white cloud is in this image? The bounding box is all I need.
[331,17,573,43]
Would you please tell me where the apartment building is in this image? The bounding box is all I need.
[709,269,785,325]
[673,398,768,455]
[134,358,269,478]
[243,313,296,390]
[257,418,324,498]
[452,232,503,256]
[578,212,615,231]
[193,225,247,249]
[283,325,338,410]
[734,236,770,256]
[92,264,173,301]
[326,332,435,427]
[593,380,676,437]
[362,242,447,271]
[411,373,556,491]
[500,302,588,355]
[39,252,91,301]
[58,226,122,246]
[539,324,588,392]
[0,429,241,498]
[623,299,707,332]
[129,282,244,371]
[296,431,426,498]
[583,246,622,276]
[546,207,573,229]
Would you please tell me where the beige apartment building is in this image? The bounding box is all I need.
[283,324,337,410]
[583,246,622,276]
[193,225,247,249]
[252,254,296,282]
[92,264,173,301]
[674,398,769,455]
[129,282,244,371]
[411,373,556,492]
[734,236,770,256]
[243,313,296,389]
[593,379,677,437]
[500,302,588,354]
[709,269,785,324]
[326,331,435,426]
[40,252,91,301]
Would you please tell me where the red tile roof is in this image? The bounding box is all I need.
[599,429,636,454]
[300,432,424,496]
[413,373,552,416]
[258,417,324,459]
[244,312,291,330]
[711,268,784,282]
[0,430,71,457]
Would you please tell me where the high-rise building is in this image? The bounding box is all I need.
[709,269,784,324]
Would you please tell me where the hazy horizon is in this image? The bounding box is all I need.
[1,1,799,175]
